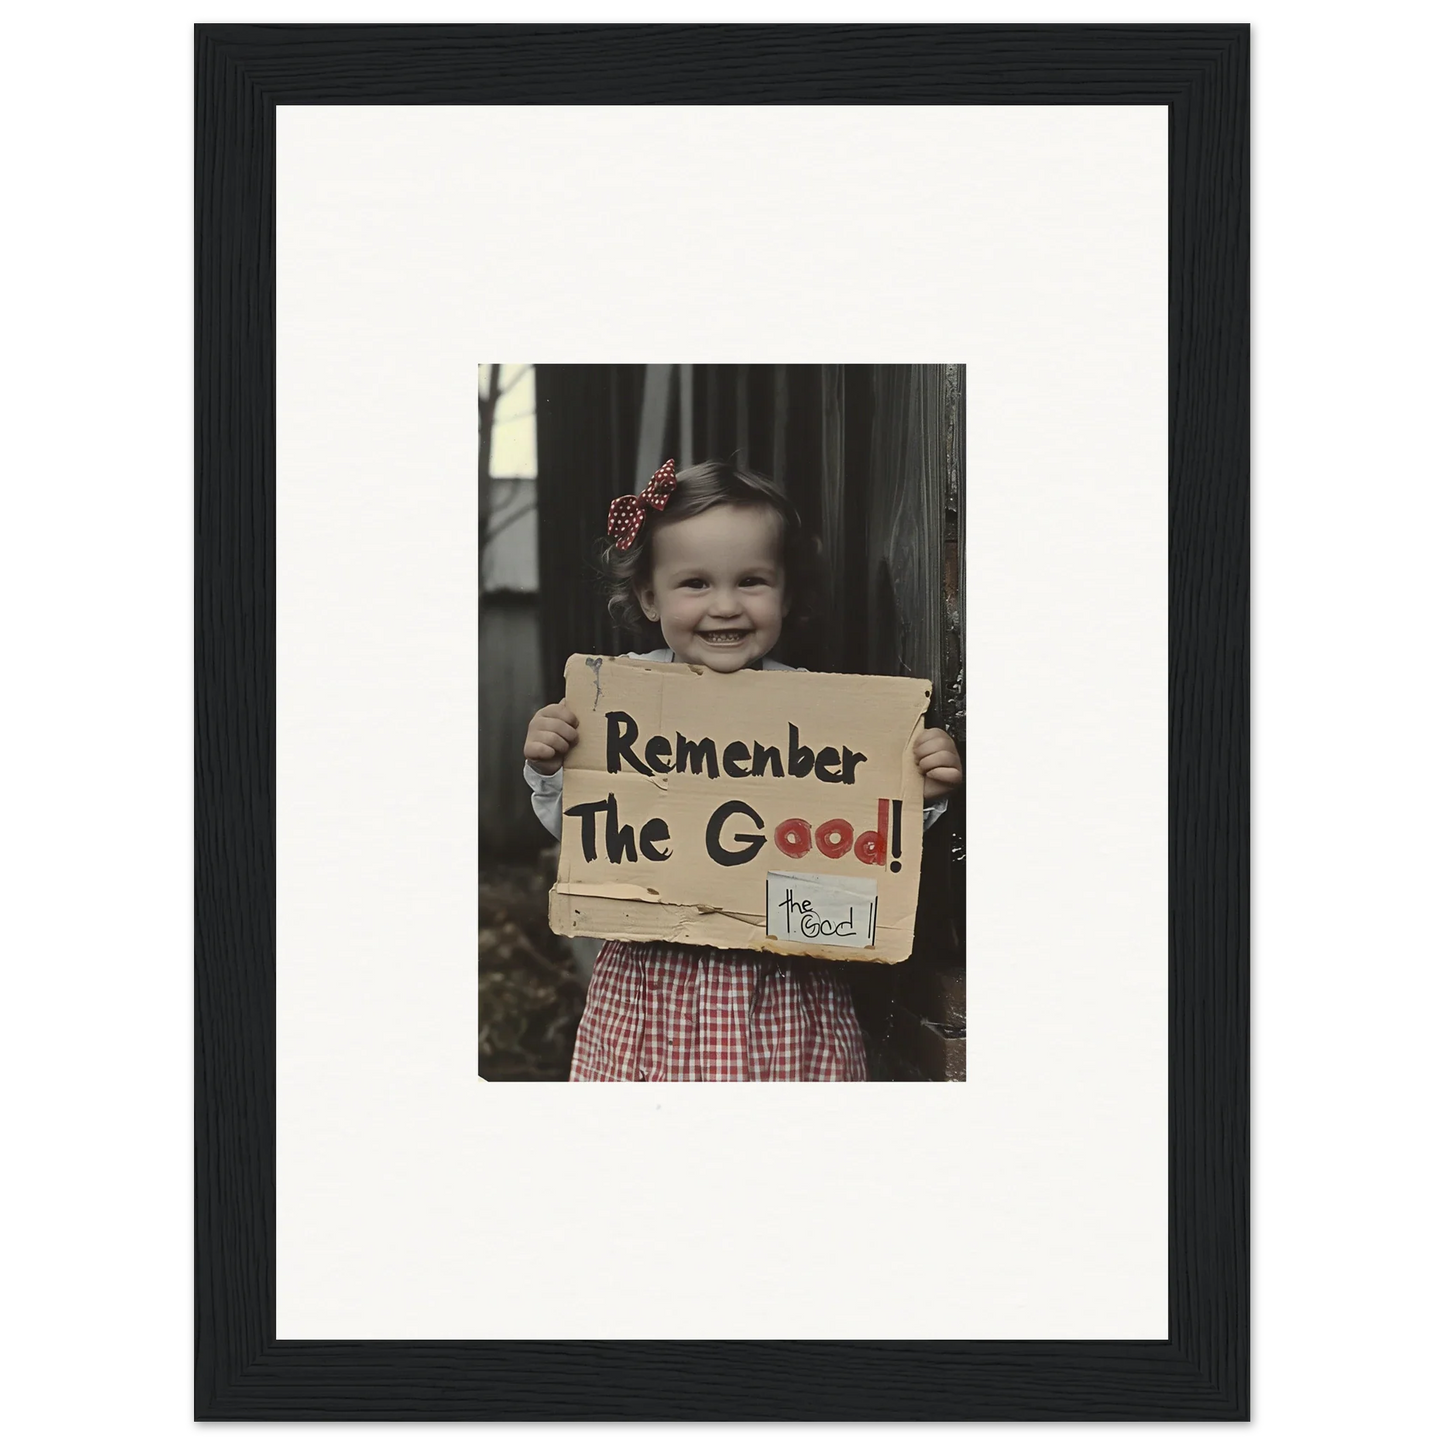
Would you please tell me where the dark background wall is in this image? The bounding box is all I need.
[517,362,966,1079]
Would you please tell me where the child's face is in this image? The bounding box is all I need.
[637,504,788,672]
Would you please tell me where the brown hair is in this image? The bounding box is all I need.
[599,459,819,643]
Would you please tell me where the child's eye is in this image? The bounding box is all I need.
[680,578,707,589]
[741,576,769,588]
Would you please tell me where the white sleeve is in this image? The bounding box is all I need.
[523,760,564,840]
[525,651,659,839]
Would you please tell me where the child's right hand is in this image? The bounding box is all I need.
[523,702,579,776]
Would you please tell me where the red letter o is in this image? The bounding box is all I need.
[815,819,854,859]
[774,818,812,859]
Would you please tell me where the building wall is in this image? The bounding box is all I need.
[479,595,546,856]
[843,364,967,1081]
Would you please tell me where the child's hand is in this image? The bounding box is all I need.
[524,702,579,776]
[914,727,962,801]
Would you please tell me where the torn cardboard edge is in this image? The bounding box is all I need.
[554,880,762,921]
[547,889,914,962]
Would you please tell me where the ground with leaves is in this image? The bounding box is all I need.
[478,848,585,1081]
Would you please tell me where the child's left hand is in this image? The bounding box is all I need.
[914,727,962,801]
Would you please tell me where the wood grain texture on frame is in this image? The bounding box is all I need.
[196,22,1247,1420]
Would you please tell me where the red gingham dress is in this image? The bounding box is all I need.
[569,940,868,1082]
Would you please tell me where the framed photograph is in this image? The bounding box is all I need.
[197,23,1247,1419]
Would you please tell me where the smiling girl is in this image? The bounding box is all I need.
[523,459,961,1081]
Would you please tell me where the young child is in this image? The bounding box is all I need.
[523,459,962,1082]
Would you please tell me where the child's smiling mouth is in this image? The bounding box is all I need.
[697,629,751,646]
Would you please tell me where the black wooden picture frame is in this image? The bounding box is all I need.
[196,23,1248,1421]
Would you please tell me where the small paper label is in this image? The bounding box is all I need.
[766,871,878,950]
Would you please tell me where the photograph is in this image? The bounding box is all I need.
[478,363,966,1081]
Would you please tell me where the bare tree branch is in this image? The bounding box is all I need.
[483,500,537,551]
[479,363,501,606]
[481,366,529,404]
[495,369,527,401]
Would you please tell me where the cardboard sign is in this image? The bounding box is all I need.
[548,654,932,963]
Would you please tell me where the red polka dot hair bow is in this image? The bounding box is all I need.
[606,458,678,550]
